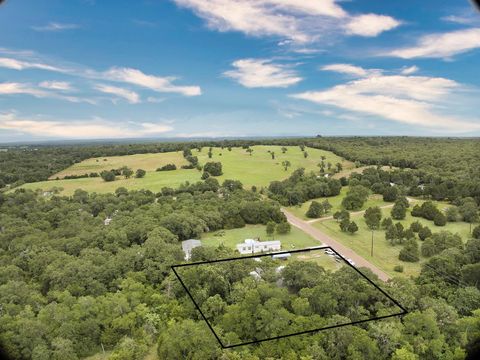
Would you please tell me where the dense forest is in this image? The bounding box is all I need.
[1,137,479,359]
[1,137,479,189]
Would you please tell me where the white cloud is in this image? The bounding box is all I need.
[146,96,166,103]
[94,84,140,104]
[101,67,201,96]
[321,63,381,77]
[0,50,202,98]
[224,58,302,88]
[290,65,480,132]
[0,82,95,104]
[0,57,64,72]
[31,22,80,32]
[400,65,419,75]
[39,81,73,91]
[173,0,399,44]
[385,28,480,59]
[345,14,400,37]
[0,112,174,139]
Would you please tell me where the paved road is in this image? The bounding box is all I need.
[282,208,391,282]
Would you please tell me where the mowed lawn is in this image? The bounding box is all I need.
[314,205,473,278]
[19,146,353,195]
[286,187,391,220]
[201,224,319,251]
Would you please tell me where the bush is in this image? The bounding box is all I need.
[421,238,436,257]
[347,221,359,234]
[201,171,210,180]
[100,170,116,182]
[433,212,447,226]
[391,202,407,220]
[135,169,146,178]
[157,164,177,171]
[410,221,422,233]
[393,265,404,273]
[276,222,291,234]
[418,226,432,241]
[306,201,323,218]
[399,239,419,262]
[472,225,480,239]
[203,162,223,176]
[383,187,398,202]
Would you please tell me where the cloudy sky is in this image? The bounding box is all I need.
[0,0,479,142]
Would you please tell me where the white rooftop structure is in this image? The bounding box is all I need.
[236,239,281,254]
[182,239,202,260]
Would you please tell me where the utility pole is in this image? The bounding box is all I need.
[371,231,374,257]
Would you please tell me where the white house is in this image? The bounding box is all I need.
[236,239,281,254]
[182,239,202,260]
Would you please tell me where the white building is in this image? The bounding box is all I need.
[182,239,202,260]
[236,239,281,254]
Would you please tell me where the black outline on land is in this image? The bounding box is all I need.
[171,245,408,348]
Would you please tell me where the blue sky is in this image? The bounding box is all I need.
[0,0,479,142]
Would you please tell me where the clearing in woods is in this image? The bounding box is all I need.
[20,145,353,195]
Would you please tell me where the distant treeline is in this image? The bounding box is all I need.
[1,137,479,203]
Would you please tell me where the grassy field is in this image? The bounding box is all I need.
[201,225,341,271]
[19,146,353,196]
[50,152,188,179]
[313,206,473,278]
[201,224,319,251]
[286,187,391,220]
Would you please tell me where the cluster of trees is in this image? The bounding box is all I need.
[0,180,290,359]
[333,210,358,234]
[306,200,332,218]
[268,169,342,206]
[341,185,370,210]
[100,167,146,182]
[203,162,223,177]
[266,221,291,238]
[411,201,447,226]
[156,164,176,171]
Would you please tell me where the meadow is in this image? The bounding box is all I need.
[286,187,391,220]
[19,145,353,195]
[314,205,473,278]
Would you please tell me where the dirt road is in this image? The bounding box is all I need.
[282,208,391,282]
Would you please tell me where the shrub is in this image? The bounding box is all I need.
[157,164,177,171]
[383,187,398,202]
[433,212,447,226]
[100,170,116,182]
[203,162,223,176]
[473,225,480,239]
[393,265,404,273]
[276,222,291,234]
[418,226,432,241]
[306,201,323,218]
[135,169,146,178]
[399,239,419,262]
[409,221,422,233]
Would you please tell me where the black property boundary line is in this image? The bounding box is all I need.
[171,245,408,349]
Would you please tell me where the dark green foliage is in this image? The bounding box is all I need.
[201,171,210,180]
[433,212,447,226]
[156,164,177,171]
[342,185,370,210]
[399,239,419,262]
[383,186,398,202]
[100,170,116,182]
[276,222,291,234]
[306,201,323,218]
[347,221,359,234]
[473,225,480,239]
[418,226,432,241]
[135,169,146,178]
[364,206,382,231]
[333,210,350,223]
[381,217,393,229]
[268,168,341,206]
[203,162,223,176]
[391,201,407,220]
[394,265,404,273]
[409,221,422,233]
